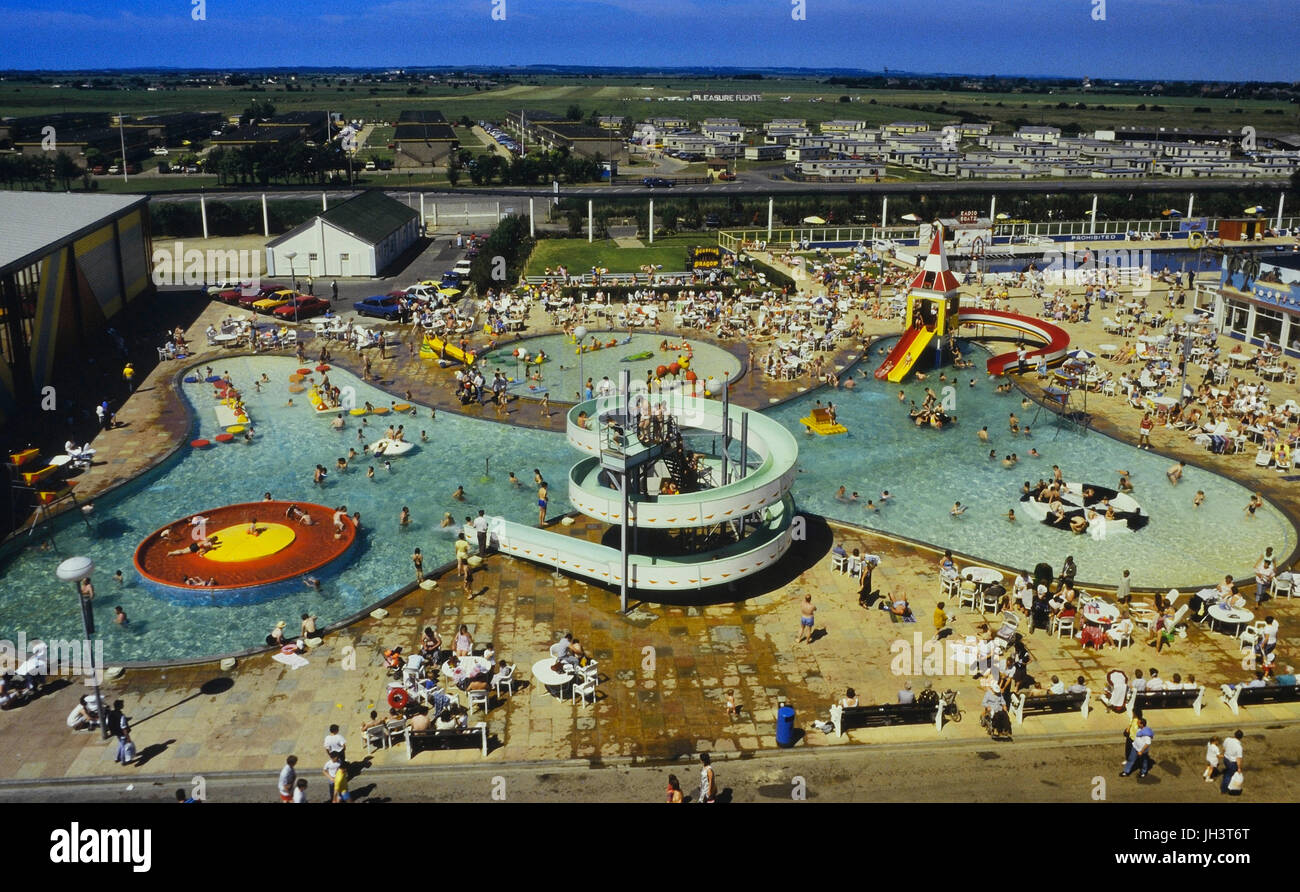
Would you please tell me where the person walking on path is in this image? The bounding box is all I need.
[1120,716,1153,777]
[795,593,817,644]
[122,362,135,396]
[1123,708,1143,764]
[278,755,298,802]
[330,280,338,302]
[106,699,135,766]
[698,753,717,804]
[1221,729,1244,795]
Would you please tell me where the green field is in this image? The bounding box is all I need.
[3,75,1294,139]
[526,234,715,276]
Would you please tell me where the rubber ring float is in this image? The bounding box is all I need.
[296,368,311,375]
[281,644,298,655]
[190,439,211,448]
[288,374,304,383]
[226,425,245,434]
[183,376,199,384]
[387,688,410,710]
[288,384,306,393]
[393,403,412,412]
[214,433,234,443]
[349,408,368,416]
[371,406,390,415]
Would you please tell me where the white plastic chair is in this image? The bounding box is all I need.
[571,676,597,707]
[1053,615,1075,639]
[1238,625,1261,653]
[831,553,847,574]
[1271,576,1293,599]
[363,724,388,754]
[957,582,978,613]
[467,688,490,715]
[384,718,408,750]
[493,664,516,698]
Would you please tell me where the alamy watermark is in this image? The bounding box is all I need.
[151,240,262,290]
[1,633,105,685]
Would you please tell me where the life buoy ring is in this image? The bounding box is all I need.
[387,688,410,710]
[1188,231,1206,248]
[281,644,298,655]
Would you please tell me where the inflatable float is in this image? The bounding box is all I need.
[1019,482,1148,538]
[621,351,654,363]
[370,438,415,457]
[799,407,847,436]
[420,334,477,366]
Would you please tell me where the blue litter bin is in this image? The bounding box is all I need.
[776,704,796,748]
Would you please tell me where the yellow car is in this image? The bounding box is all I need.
[252,289,296,313]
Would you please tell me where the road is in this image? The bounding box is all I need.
[6,725,1296,803]
[145,175,1291,205]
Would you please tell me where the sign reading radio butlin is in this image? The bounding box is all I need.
[689,246,722,269]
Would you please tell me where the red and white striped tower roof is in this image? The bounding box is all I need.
[909,228,961,295]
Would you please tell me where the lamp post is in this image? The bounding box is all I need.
[55,555,108,739]
[574,325,588,403]
[285,251,298,292]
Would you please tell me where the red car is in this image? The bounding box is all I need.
[272,294,331,320]
[238,284,290,310]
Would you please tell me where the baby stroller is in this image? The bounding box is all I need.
[1101,668,1129,713]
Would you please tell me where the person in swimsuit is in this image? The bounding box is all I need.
[795,593,816,644]
[537,480,549,526]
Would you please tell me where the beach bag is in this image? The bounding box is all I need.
[1228,770,1244,792]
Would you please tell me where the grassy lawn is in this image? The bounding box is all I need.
[526,233,716,275]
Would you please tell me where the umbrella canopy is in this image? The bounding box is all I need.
[1182,312,1207,324]
[1067,348,1098,362]
[1161,209,1182,217]
[995,213,1010,220]
[900,213,921,222]
[802,215,827,224]
[1245,206,1265,215]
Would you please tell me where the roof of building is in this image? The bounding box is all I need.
[267,190,417,249]
[397,110,447,123]
[536,121,612,140]
[0,192,149,275]
[393,122,457,142]
[909,231,961,294]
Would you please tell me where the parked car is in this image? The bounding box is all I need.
[642,177,673,188]
[238,284,289,310]
[272,294,331,320]
[440,271,464,290]
[404,284,441,301]
[718,171,737,181]
[353,294,408,321]
[252,289,297,313]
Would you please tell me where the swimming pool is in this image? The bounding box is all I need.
[479,331,742,403]
[770,336,1294,589]
[0,356,574,664]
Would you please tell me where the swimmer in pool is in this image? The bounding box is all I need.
[835,486,848,501]
[1193,490,1205,507]
[988,449,997,461]
[951,502,967,517]
[509,472,521,487]
[978,427,989,443]
[880,491,892,502]
[453,485,466,501]
[1006,509,1016,522]
[865,500,878,512]
[367,466,375,479]
[1029,448,1040,458]
[440,512,453,528]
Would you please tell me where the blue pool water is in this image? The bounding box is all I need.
[479,331,741,403]
[0,356,573,664]
[770,337,1293,589]
[1,338,1291,663]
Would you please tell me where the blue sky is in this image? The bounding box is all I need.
[0,0,1295,80]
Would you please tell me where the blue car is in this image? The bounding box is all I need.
[353,293,408,321]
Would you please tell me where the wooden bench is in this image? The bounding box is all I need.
[1221,683,1300,716]
[1009,689,1090,725]
[1127,686,1205,717]
[406,723,489,759]
[829,699,949,737]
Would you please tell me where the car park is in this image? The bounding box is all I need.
[272,294,331,320]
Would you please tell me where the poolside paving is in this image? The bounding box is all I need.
[7,245,1300,788]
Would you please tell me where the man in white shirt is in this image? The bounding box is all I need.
[1048,675,1065,695]
[1220,730,1244,794]
[1131,668,1146,693]
[1262,615,1280,651]
[473,510,489,557]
